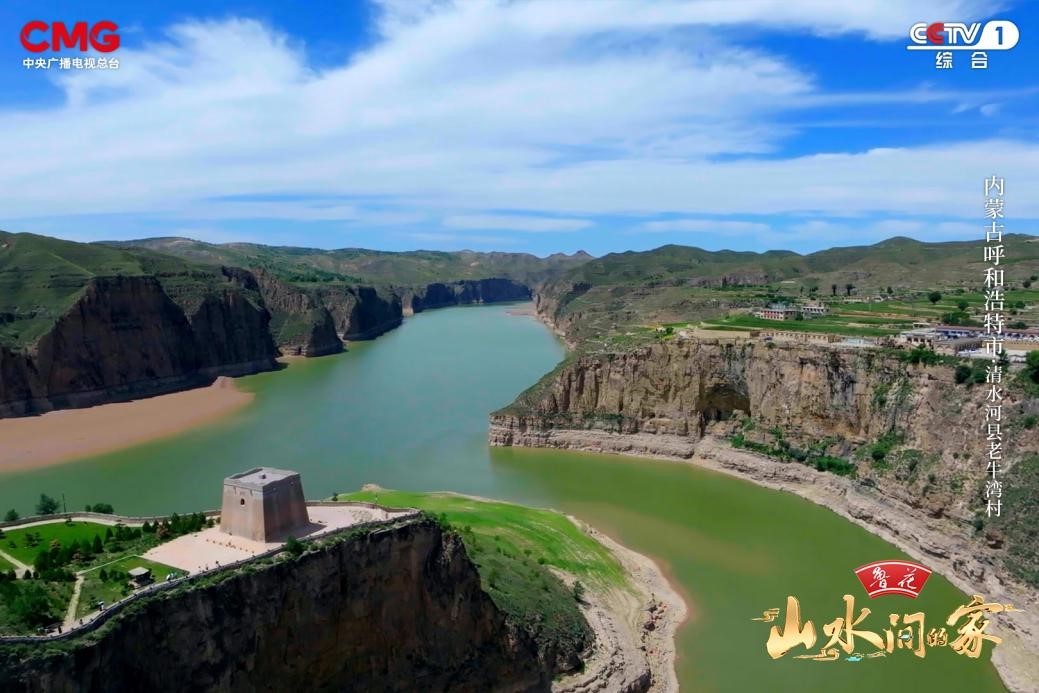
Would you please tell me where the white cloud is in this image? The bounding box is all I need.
[0,0,1028,244]
[634,219,771,234]
[444,214,592,232]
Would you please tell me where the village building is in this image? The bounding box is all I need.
[800,301,828,318]
[762,330,840,345]
[219,467,311,543]
[755,303,800,321]
[128,566,153,587]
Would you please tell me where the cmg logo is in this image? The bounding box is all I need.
[20,21,120,53]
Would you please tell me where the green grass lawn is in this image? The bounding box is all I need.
[1,521,114,565]
[0,553,14,572]
[340,489,625,589]
[705,315,897,337]
[338,489,624,660]
[77,556,181,619]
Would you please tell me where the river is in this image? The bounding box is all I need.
[0,303,1006,692]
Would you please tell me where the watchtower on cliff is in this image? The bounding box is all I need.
[219,467,310,542]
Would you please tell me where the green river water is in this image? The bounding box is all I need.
[0,304,1007,692]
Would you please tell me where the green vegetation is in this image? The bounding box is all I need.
[284,536,304,557]
[704,314,900,337]
[0,580,73,632]
[987,455,1039,588]
[1,521,117,565]
[0,513,210,633]
[729,429,855,477]
[77,556,179,618]
[35,494,60,516]
[107,237,589,287]
[900,346,940,365]
[339,489,624,656]
[0,231,268,350]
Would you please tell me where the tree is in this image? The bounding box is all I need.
[927,291,942,305]
[1026,350,1039,384]
[285,536,304,557]
[88,503,114,514]
[954,365,972,384]
[1025,280,1033,289]
[92,535,103,554]
[844,283,854,297]
[3,509,18,522]
[887,286,893,295]
[10,582,57,629]
[957,299,969,312]
[831,283,837,296]
[99,568,108,582]
[35,494,59,516]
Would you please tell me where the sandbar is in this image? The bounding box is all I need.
[0,377,252,473]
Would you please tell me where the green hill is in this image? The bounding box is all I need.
[106,238,592,286]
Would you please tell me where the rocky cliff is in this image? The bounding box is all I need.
[492,337,1037,526]
[315,284,404,340]
[0,518,574,692]
[0,273,279,417]
[252,270,343,356]
[402,279,532,315]
[490,335,1039,689]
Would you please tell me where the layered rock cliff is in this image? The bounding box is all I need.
[0,518,575,692]
[252,270,343,356]
[0,273,279,417]
[490,336,1039,689]
[402,279,532,315]
[492,337,1037,526]
[315,284,404,340]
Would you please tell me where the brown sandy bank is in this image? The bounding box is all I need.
[0,377,252,473]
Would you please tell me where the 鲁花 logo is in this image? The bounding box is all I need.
[854,560,932,598]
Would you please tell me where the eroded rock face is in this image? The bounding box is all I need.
[491,338,1038,526]
[401,279,532,315]
[0,519,558,693]
[0,275,279,417]
[316,284,404,340]
[252,270,343,356]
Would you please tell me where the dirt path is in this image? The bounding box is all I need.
[63,575,85,631]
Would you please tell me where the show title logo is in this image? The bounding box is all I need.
[754,560,1019,662]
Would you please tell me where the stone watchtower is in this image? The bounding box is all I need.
[219,467,310,542]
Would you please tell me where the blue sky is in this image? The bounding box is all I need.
[1,1,1036,256]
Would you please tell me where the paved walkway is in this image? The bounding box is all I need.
[7,515,144,532]
[0,547,30,578]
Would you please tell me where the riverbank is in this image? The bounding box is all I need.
[493,427,1039,693]
[344,487,686,692]
[554,517,686,693]
[0,377,252,473]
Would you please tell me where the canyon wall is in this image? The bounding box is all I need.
[401,278,532,315]
[490,337,1038,529]
[252,270,343,357]
[315,284,404,340]
[0,274,279,417]
[0,518,572,693]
